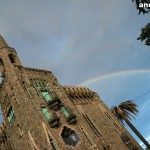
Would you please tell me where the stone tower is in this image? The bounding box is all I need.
[0,34,142,150]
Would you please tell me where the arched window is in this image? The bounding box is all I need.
[8,54,15,63]
[61,126,80,147]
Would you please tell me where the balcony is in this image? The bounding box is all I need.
[48,113,60,128]
[66,113,76,125]
[47,97,61,110]
[60,105,76,124]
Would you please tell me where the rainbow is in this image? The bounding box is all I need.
[79,69,150,86]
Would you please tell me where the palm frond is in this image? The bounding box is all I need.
[119,100,138,118]
[111,100,139,124]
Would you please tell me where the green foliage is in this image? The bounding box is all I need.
[132,0,150,46]
[132,0,150,15]
[137,23,150,46]
[111,100,138,125]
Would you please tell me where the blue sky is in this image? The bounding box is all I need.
[0,0,150,148]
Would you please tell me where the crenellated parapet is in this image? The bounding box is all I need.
[63,86,94,98]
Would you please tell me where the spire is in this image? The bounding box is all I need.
[0,34,8,49]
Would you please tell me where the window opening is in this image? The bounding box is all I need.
[42,122,58,149]
[22,81,31,97]
[41,90,61,110]
[41,107,51,121]
[0,58,4,65]
[50,139,57,150]
[60,105,76,124]
[32,82,40,96]
[39,82,44,88]
[8,54,15,63]
[41,107,60,128]
[61,126,80,147]
[104,111,120,130]
[35,81,40,87]
[80,127,93,145]
[83,114,100,137]
[41,90,51,103]
[7,107,15,125]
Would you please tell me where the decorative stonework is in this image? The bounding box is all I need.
[0,34,142,150]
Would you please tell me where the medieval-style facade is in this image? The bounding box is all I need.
[0,34,142,150]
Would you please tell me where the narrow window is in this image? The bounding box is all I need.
[7,107,15,125]
[50,139,57,150]
[41,90,61,110]
[41,107,51,121]
[35,81,40,87]
[83,114,101,137]
[104,111,120,129]
[80,127,93,145]
[41,90,51,103]
[32,81,40,96]
[0,58,4,75]
[8,54,15,63]
[22,81,31,97]
[42,82,47,87]
[42,121,58,149]
[60,105,76,124]
[61,126,80,147]
[60,106,70,118]
[39,82,44,88]
[41,107,59,128]
[0,58,4,65]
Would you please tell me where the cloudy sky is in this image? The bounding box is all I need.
[0,0,150,148]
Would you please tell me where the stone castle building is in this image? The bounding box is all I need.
[0,34,142,150]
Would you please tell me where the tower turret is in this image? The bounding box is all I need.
[0,34,8,49]
[0,35,22,75]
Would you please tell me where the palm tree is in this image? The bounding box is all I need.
[111,100,150,149]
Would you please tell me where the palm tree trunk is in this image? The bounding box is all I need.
[124,117,150,149]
